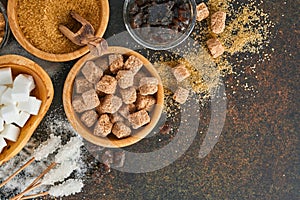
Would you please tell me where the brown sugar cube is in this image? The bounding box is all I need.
[124,55,143,75]
[133,71,147,86]
[81,110,98,128]
[211,11,226,34]
[94,56,109,71]
[206,38,225,58]
[81,61,103,84]
[116,70,134,89]
[82,89,100,109]
[173,87,189,104]
[139,77,158,95]
[196,3,209,22]
[128,110,151,129]
[112,122,131,139]
[99,95,122,114]
[72,96,87,113]
[135,94,156,111]
[139,77,158,86]
[75,77,93,94]
[118,104,136,118]
[120,87,137,104]
[109,113,124,124]
[173,64,190,82]
[109,54,124,74]
[94,114,113,137]
[139,84,158,96]
[96,75,117,94]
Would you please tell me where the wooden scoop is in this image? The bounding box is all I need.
[59,11,108,56]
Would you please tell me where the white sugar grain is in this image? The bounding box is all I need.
[48,179,84,197]
[55,136,83,163]
[33,134,61,161]
[42,160,79,185]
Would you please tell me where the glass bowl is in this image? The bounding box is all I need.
[0,1,10,49]
[123,0,197,50]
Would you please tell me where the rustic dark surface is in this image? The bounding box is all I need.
[0,0,299,199]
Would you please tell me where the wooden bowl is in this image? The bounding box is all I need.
[63,46,164,148]
[7,0,109,62]
[0,55,54,165]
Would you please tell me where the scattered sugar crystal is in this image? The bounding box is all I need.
[42,160,79,185]
[55,137,83,163]
[49,179,84,197]
[33,134,61,161]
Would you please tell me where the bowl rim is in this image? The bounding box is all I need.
[7,0,110,62]
[123,0,197,50]
[63,46,164,148]
[0,54,54,165]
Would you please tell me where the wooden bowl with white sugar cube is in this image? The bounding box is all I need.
[0,55,54,165]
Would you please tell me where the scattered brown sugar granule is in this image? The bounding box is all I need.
[94,114,113,137]
[16,0,101,54]
[72,96,87,113]
[80,110,98,128]
[112,122,131,139]
[82,61,103,84]
[196,3,209,22]
[120,87,137,105]
[82,89,100,110]
[172,64,191,82]
[124,55,143,74]
[128,110,151,129]
[116,70,134,89]
[206,38,225,58]
[109,54,124,74]
[173,87,189,104]
[75,77,93,94]
[99,95,122,114]
[211,11,226,34]
[135,94,156,111]
[96,75,117,94]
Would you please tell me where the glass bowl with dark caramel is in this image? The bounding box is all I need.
[123,0,196,50]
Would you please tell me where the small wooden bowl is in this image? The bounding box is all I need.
[7,0,109,62]
[0,55,54,165]
[63,46,164,148]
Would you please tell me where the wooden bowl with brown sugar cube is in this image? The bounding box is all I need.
[63,46,164,148]
[0,55,54,165]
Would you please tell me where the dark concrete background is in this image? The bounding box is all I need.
[0,0,299,199]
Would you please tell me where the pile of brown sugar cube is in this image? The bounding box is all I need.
[196,2,226,58]
[72,53,159,139]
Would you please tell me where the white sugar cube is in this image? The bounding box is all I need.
[0,88,16,105]
[11,86,30,102]
[0,117,4,132]
[0,137,7,153]
[0,68,13,85]
[0,123,20,142]
[17,96,42,115]
[14,111,31,127]
[12,74,35,102]
[1,104,20,124]
[0,86,7,98]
